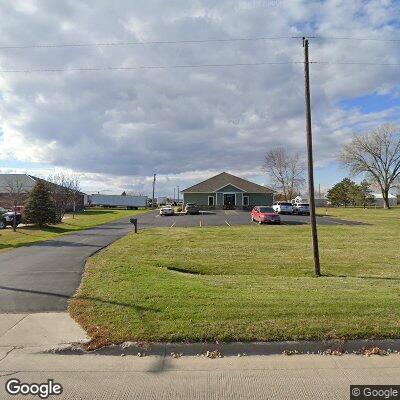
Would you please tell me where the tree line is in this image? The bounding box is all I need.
[326,178,374,208]
[263,124,400,209]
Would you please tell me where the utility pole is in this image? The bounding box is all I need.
[152,174,156,209]
[177,186,180,203]
[303,37,321,277]
[173,187,176,203]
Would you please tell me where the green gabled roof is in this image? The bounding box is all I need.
[181,172,274,194]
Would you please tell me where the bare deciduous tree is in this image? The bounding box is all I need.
[338,124,400,209]
[70,175,81,219]
[392,177,400,194]
[263,147,305,200]
[47,172,81,222]
[4,177,26,231]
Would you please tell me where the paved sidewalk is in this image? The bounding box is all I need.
[0,312,88,347]
[0,349,399,399]
[0,313,399,399]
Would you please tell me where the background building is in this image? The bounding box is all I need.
[371,192,398,208]
[181,172,274,209]
[0,173,85,211]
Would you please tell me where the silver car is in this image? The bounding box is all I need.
[293,203,310,215]
[159,206,174,216]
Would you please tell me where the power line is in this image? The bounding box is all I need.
[0,61,304,73]
[311,61,400,66]
[313,36,400,42]
[1,60,400,73]
[0,36,300,49]
[1,35,400,50]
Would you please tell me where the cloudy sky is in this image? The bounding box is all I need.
[0,0,399,197]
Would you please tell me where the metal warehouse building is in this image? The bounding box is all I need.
[371,192,398,208]
[181,172,274,210]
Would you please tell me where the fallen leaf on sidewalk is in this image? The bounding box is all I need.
[363,347,387,357]
[323,349,343,356]
[282,350,299,356]
[204,350,222,359]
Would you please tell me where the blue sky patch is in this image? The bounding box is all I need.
[338,92,400,113]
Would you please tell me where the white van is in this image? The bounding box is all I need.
[272,201,293,215]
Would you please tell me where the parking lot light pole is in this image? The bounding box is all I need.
[303,37,321,277]
[152,174,156,209]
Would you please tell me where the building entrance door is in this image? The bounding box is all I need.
[223,194,235,209]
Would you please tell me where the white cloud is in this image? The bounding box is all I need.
[0,0,399,194]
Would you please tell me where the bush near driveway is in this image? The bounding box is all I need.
[24,180,57,227]
[69,207,400,348]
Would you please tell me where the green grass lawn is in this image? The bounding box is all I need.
[0,208,148,252]
[69,207,400,347]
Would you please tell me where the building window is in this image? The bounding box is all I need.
[243,196,249,206]
[208,196,214,206]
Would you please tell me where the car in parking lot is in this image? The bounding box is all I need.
[184,203,200,215]
[251,206,281,224]
[292,202,310,215]
[0,207,22,229]
[272,201,293,215]
[159,205,174,216]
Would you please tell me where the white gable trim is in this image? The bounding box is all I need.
[26,174,37,183]
[214,183,245,193]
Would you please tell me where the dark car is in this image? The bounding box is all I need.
[185,203,200,215]
[0,208,22,229]
[251,206,281,224]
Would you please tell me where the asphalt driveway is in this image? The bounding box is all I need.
[0,210,362,313]
[0,216,137,313]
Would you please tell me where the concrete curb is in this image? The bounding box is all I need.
[46,338,400,357]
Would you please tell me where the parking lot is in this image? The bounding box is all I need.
[135,209,364,229]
